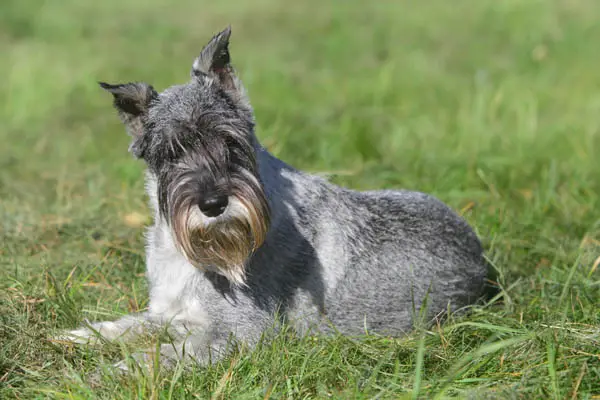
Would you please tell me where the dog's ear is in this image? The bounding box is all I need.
[191,26,237,92]
[99,82,157,157]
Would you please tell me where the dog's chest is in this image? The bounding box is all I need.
[145,222,205,316]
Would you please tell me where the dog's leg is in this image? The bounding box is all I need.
[56,313,159,345]
[110,323,239,372]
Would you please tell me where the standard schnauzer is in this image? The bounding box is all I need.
[59,27,488,368]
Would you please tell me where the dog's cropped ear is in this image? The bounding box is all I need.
[191,26,238,92]
[99,82,157,157]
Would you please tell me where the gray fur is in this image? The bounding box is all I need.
[58,27,488,369]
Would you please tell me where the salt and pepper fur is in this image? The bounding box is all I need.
[58,27,488,368]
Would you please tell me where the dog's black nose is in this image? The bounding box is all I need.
[198,195,229,217]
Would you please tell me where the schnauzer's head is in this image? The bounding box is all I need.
[100,27,269,285]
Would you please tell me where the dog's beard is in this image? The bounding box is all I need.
[169,189,269,286]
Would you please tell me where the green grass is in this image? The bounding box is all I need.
[1,0,599,398]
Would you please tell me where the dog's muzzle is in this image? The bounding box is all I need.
[169,189,269,286]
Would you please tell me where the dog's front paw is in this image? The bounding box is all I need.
[85,355,145,383]
[53,326,101,345]
[111,348,177,374]
[52,320,128,345]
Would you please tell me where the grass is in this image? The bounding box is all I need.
[1,0,599,397]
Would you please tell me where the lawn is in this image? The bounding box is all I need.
[1,0,599,398]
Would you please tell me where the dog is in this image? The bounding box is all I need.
[58,26,488,369]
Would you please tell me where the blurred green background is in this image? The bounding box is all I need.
[1,0,599,398]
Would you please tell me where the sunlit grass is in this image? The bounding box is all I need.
[1,0,599,397]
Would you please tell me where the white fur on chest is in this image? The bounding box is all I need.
[144,173,208,326]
